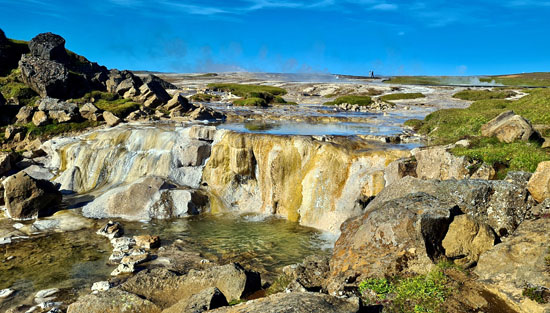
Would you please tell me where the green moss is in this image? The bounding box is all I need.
[452,89,517,101]
[72,91,140,117]
[208,83,287,98]
[359,278,394,300]
[324,95,373,106]
[0,69,39,106]
[380,93,425,101]
[451,138,550,177]
[266,274,293,295]
[404,119,424,131]
[481,73,550,87]
[384,76,447,85]
[523,287,549,304]
[233,97,268,107]
[190,93,221,102]
[23,121,100,138]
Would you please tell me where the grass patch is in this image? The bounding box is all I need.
[72,91,140,117]
[452,89,517,101]
[0,68,39,106]
[481,72,550,87]
[325,95,373,106]
[384,76,447,85]
[324,88,383,98]
[523,287,550,304]
[190,93,221,102]
[207,83,288,106]
[359,267,451,312]
[23,121,100,138]
[380,93,425,101]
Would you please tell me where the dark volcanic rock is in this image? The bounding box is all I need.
[142,74,178,90]
[0,28,30,76]
[19,54,70,98]
[0,92,5,106]
[29,32,69,63]
[0,28,6,43]
[3,171,62,220]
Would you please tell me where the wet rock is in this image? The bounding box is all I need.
[134,235,161,249]
[177,140,211,167]
[97,221,124,239]
[365,176,532,237]
[111,236,136,253]
[91,281,111,292]
[15,106,36,124]
[79,102,100,121]
[28,32,68,63]
[3,171,62,220]
[35,288,59,299]
[527,161,550,203]
[413,145,475,180]
[103,111,121,126]
[209,292,360,313]
[189,125,217,141]
[481,110,540,143]
[475,219,550,313]
[120,264,261,307]
[67,289,162,313]
[384,157,417,185]
[328,192,456,294]
[111,262,137,276]
[162,287,228,313]
[0,288,15,298]
[442,214,496,267]
[32,110,48,126]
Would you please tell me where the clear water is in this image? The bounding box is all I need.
[0,213,332,310]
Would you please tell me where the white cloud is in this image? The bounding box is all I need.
[370,3,398,10]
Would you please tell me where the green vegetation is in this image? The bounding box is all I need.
[359,267,451,312]
[207,83,288,107]
[481,72,550,87]
[23,121,100,138]
[324,95,373,106]
[523,287,549,304]
[452,89,517,101]
[380,92,426,101]
[72,91,140,117]
[383,76,446,85]
[0,68,39,106]
[324,88,383,98]
[190,93,221,102]
[406,88,550,176]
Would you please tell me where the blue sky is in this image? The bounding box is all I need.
[1,0,549,75]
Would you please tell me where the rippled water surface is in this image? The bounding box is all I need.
[0,214,332,310]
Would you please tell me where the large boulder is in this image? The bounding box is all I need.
[103,111,121,127]
[28,32,69,63]
[384,157,417,185]
[15,105,36,124]
[366,176,533,237]
[142,74,178,90]
[162,93,193,112]
[37,97,79,122]
[79,102,101,121]
[81,176,207,220]
[281,255,330,291]
[442,214,496,268]
[481,110,539,143]
[527,161,550,203]
[120,264,261,307]
[209,292,360,313]
[67,289,161,313]
[0,152,18,177]
[139,81,171,108]
[19,54,71,98]
[162,287,228,313]
[2,171,62,220]
[328,192,457,294]
[475,219,550,313]
[106,69,143,94]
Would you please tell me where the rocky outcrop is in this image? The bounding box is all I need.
[79,102,101,121]
[37,97,79,123]
[19,54,72,98]
[81,176,207,220]
[328,193,457,294]
[281,255,330,291]
[384,157,417,185]
[481,110,540,143]
[28,32,69,63]
[2,171,62,220]
[442,214,496,268]
[103,111,121,126]
[209,292,360,313]
[203,132,410,232]
[0,151,18,177]
[365,176,532,237]
[162,287,228,313]
[413,145,495,180]
[67,289,162,313]
[142,74,178,90]
[527,161,550,203]
[120,264,260,306]
[475,219,550,313]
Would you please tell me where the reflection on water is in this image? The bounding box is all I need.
[0,214,332,310]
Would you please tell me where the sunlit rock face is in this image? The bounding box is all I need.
[203,132,410,233]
